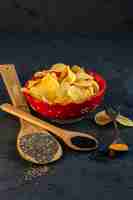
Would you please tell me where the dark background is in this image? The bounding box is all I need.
[0,33,133,199]
[0,0,131,31]
[0,0,133,199]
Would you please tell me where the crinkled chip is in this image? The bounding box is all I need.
[60,82,71,93]
[55,82,71,104]
[73,80,92,87]
[27,79,42,89]
[87,86,94,96]
[34,70,48,78]
[67,85,85,103]
[29,85,44,100]
[58,68,68,82]
[50,72,58,80]
[54,95,71,105]
[36,73,60,101]
[62,66,76,84]
[91,80,100,94]
[51,63,67,72]
[76,71,94,80]
[51,63,68,82]
[71,65,85,73]
[83,88,94,99]
[27,64,100,105]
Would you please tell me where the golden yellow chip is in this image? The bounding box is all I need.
[72,65,85,73]
[83,88,92,98]
[38,73,59,101]
[60,82,71,93]
[29,86,44,100]
[76,71,94,80]
[34,70,48,78]
[55,82,71,104]
[91,80,100,94]
[51,63,67,72]
[27,64,100,105]
[58,68,68,82]
[50,72,57,80]
[27,79,42,89]
[68,85,86,103]
[88,86,94,96]
[73,80,92,87]
[54,95,71,105]
[62,66,76,84]
[51,63,68,82]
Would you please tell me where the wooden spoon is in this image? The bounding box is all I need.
[0,64,63,164]
[0,103,99,151]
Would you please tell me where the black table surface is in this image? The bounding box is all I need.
[0,33,133,200]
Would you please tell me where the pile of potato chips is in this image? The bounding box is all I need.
[23,63,100,105]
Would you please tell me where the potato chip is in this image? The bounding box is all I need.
[27,64,100,105]
[72,65,86,73]
[73,80,92,87]
[54,82,71,104]
[54,95,71,105]
[39,73,60,101]
[51,63,67,72]
[68,85,85,103]
[42,95,53,105]
[76,71,94,80]
[60,81,71,93]
[58,68,68,82]
[50,72,58,80]
[34,70,48,78]
[27,79,42,89]
[50,63,68,82]
[29,86,44,100]
[87,86,94,96]
[62,66,76,84]
[83,88,94,99]
[91,80,100,94]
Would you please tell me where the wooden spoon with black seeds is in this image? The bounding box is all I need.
[0,64,63,164]
[1,104,99,151]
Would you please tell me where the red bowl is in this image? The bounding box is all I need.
[23,70,107,120]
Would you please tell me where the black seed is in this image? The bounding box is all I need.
[19,133,59,164]
[71,136,96,148]
[23,164,51,181]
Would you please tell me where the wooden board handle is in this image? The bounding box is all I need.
[0,64,29,112]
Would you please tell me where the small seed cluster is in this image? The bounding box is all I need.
[24,165,49,181]
[19,133,59,164]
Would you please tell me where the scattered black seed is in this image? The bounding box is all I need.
[23,164,50,181]
[71,136,96,148]
[19,133,59,164]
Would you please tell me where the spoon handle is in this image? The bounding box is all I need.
[0,103,69,139]
[0,103,97,143]
[0,64,29,111]
[0,64,31,130]
[1,103,98,151]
